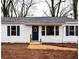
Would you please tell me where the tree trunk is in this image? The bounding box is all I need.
[73,0,78,19]
[3,0,6,17]
[56,0,61,17]
[51,0,55,17]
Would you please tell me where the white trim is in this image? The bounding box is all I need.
[7,26,20,36]
[66,22,78,24]
[43,26,59,36]
[41,26,45,36]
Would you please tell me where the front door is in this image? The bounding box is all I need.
[32,26,39,41]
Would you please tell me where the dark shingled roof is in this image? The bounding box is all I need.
[1,17,77,25]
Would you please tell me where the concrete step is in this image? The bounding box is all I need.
[29,41,41,45]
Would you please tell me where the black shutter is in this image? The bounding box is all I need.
[17,26,20,36]
[75,26,78,36]
[7,26,10,36]
[66,26,68,36]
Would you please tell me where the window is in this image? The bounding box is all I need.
[41,26,59,36]
[46,26,54,35]
[55,26,59,35]
[66,26,78,36]
[46,26,59,35]
[42,26,45,35]
[7,26,20,36]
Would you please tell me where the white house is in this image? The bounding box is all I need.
[1,17,78,43]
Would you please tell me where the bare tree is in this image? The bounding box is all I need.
[72,0,78,19]
[43,0,73,17]
[1,0,36,17]
[14,0,36,17]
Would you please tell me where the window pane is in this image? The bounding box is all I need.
[69,26,74,36]
[7,26,10,36]
[56,30,59,35]
[52,26,54,35]
[11,26,16,36]
[42,26,45,30]
[42,26,45,35]
[17,26,20,36]
[46,26,50,35]
[56,26,59,30]
[70,26,74,30]
[42,31,45,35]
[66,26,68,36]
[46,26,54,35]
[70,31,74,35]
[11,26,16,30]
[11,31,16,35]
[56,26,59,35]
[76,26,78,36]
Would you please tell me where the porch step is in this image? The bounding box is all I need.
[29,41,41,45]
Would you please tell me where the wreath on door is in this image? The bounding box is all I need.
[34,27,37,32]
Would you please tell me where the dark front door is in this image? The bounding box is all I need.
[32,26,39,40]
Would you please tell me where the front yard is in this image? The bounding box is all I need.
[1,43,78,59]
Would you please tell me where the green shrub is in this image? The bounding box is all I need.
[29,35,32,43]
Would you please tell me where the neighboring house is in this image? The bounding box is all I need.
[1,17,78,43]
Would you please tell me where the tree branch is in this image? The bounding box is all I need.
[62,8,73,16]
[43,10,49,16]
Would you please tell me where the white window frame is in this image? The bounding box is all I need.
[41,26,45,36]
[45,26,59,36]
[66,26,77,36]
[69,26,75,36]
[7,26,20,36]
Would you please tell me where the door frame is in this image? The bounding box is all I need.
[32,26,39,41]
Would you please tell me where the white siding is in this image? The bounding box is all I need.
[1,22,78,43]
[63,23,78,43]
[1,24,32,43]
[39,23,78,43]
